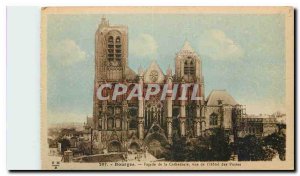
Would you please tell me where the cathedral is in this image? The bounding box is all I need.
[92,18,245,157]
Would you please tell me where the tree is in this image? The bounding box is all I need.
[186,128,232,161]
[59,138,71,154]
[264,132,286,160]
[237,135,275,161]
[169,135,189,161]
[209,128,232,161]
[77,141,91,155]
[189,144,212,161]
[191,128,232,161]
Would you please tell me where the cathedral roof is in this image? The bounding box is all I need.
[125,66,137,80]
[206,90,238,106]
[143,60,165,83]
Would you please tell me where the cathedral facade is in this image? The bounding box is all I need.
[92,18,244,157]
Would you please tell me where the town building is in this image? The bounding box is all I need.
[237,114,279,138]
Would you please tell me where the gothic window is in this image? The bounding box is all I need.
[129,118,137,129]
[115,118,121,129]
[129,108,137,117]
[115,107,121,115]
[189,61,195,75]
[172,118,179,129]
[115,36,121,43]
[209,113,218,126]
[107,36,114,60]
[108,36,114,43]
[184,58,195,75]
[145,101,163,128]
[184,61,188,74]
[217,99,223,105]
[115,36,122,60]
[172,107,179,118]
[107,107,113,116]
[108,118,114,130]
[98,118,102,129]
[106,30,122,63]
[201,121,206,130]
[128,107,137,130]
[186,105,194,127]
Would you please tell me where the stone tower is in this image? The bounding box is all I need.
[93,17,129,130]
[94,17,128,82]
[174,41,205,137]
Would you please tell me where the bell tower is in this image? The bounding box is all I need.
[174,41,204,98]
[94,17,128,82]
[175,41,202,82]
[93,18,129,130]
[175,41,205,137]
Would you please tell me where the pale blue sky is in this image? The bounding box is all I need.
[47,14,286,123]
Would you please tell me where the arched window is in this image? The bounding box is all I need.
[115,36,122,59]
[108,118,114,130]
[184,58,195,75]
[201,121,206,130]
[128,107,137,129]
[115,36,121,43]
[189,60,195,74]
[129,119,137,129]
[144,101,163,128]
[129,142,140,153]
[209,113,218,126]
[107,36,114,60]
[184,61,188,74]
[115,118,121,129]
[106,31,122,61]
[108,36,113,43]
[108,141,121,152]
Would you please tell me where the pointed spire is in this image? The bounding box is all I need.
[150,58,157,64]
[167,64,172,76]
[147,59,164,73]
[138,65,144,76]
[100,15,109,27]
[181,40,194,52]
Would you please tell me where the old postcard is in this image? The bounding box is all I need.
[41,7,294,170]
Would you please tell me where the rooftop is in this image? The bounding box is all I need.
[206,90,238,106]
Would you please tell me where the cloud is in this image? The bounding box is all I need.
[199,29,244,60]
[129,33,158,58]
[49,39,87,66]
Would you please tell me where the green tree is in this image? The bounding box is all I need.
[187,128,232,161]
[264,132,286,160]
[209,128,232,161]
[189,144,212,161]
[170,135,189,161]
[237,135,274,161]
